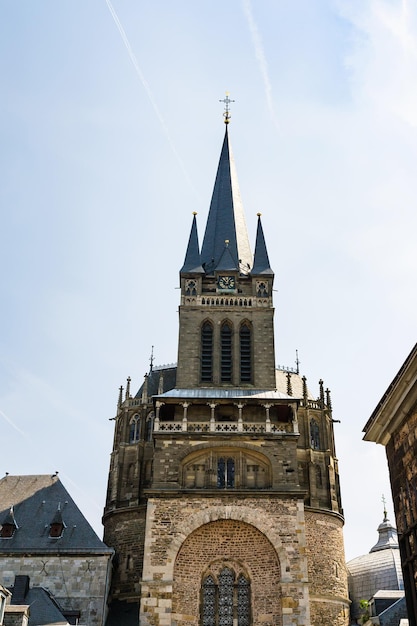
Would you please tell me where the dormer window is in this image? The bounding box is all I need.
[0,523,16,538]
[49,505,66,538]
[49,522,64,538]
[0,506,17,538]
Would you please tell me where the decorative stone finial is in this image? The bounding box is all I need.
[286,371,293,396]
[319,379,325,407]
[326,388,332,412]
[302,376,308,403]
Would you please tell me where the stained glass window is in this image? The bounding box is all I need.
[217,458,235,488]
[202,568,251,626]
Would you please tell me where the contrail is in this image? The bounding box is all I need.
[104,0,198,197]
[242,0,280,131]
[0,408,27,437]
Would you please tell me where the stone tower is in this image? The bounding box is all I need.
[103,107,349,626]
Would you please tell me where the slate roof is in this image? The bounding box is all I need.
[155,388,295,401]
[11,586,69,625]
[180,213,204,274]
[251,215,274,276]
[200,126,252,274]
[0,475,113,555]
[135,366,177,398]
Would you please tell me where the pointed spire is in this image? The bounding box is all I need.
[216,240,239,271]
[251,214,274,275]
[200,126,252,274]
[180,213,204,274]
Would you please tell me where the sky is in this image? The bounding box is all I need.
[1,0,416,563]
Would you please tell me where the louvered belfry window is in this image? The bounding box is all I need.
[202,568,251,626]
[221,323,232,382]
[239,323,252,383]
[201,322,213,382]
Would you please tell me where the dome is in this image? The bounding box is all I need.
[347,514,403,622]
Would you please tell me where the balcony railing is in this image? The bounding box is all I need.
[154,419,295,434]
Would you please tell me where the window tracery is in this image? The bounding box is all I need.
[182,449,270,489]
[129,414,141,443]
[310,418,320,450]
[202,567,251,626]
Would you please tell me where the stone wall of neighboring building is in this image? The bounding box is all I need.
[363,343,417,625]
[305,509,349,626]
[0,555,110,626]
[386,408,417,536]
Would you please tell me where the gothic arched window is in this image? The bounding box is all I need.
[201,322,213,382]
[217,458,235,488]
[239,323,252,383]
[129,415,141,443]
[310,419,320,450]
[221,322,233,382]
[145,412,155,441]
[202,568,251,626]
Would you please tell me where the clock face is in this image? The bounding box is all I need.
[218,275,236,290]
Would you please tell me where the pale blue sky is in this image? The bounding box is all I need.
[1,0,416,561]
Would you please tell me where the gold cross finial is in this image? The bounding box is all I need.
[219,92,235,124]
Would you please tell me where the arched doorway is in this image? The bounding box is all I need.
[172,519,282,626]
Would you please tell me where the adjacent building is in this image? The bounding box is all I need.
[0,474,114,626]
[103,107,349,626]
[347,511,406,624]
[363,343,417,625]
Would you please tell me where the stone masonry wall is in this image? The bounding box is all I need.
[140,496,310,626]
[386,408,417,535]
[103,506,146,601]
[0,554,110,626]
[304,509,349,626]
[151,438,299,491]
[176,307,276,389]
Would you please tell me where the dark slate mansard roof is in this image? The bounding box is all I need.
[0,474,114,555]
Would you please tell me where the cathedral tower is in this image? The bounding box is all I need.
[103,103,349,626]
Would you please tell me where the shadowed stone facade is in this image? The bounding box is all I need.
[363,342,417,625]
[104,113,349,625]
